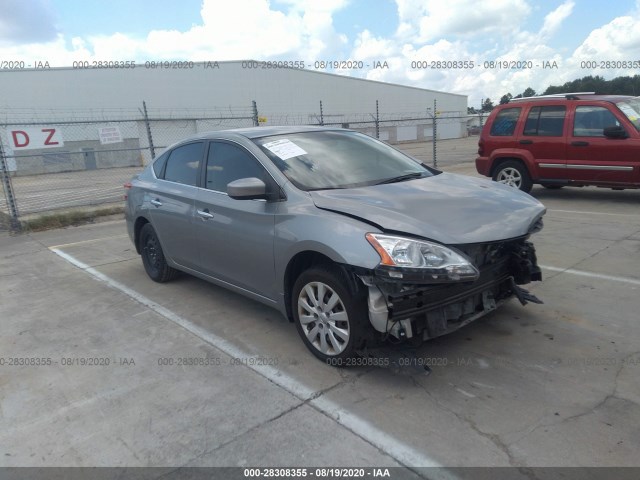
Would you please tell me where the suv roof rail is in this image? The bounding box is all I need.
[509,92,596,102]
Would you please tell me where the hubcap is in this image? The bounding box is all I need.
[144,236,160,269]
[496,167,522,188]
[297,282,350,355]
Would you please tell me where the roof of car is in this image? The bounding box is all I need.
[203,125,345,140]
[508,93,636,103]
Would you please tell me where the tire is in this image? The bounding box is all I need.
[541,183,563,189]
[139,223,177,283]
[292,265,368,363]
[492,160,533,193]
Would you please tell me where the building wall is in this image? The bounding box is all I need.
[0,62,466,118]
[0,62,467,174]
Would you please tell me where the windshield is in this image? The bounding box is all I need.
[616,97,640,131]
[253,130,432,191]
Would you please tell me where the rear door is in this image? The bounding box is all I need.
[194,140,278,300]
[148,141,204,270]
[566,104,637,184]
[517,104,567,180]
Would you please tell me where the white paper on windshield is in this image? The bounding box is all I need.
[262,139,307,160]
[618,103,639,122]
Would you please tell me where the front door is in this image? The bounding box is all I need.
[195,141,278,300]
[566,105,638,184]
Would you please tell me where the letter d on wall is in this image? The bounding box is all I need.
[8,126,64,150]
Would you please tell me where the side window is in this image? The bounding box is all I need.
[490,108,521,136]
[152,151,169,177]
[573,106,621,137]
[206,142,267,193]
[163,142,203,186]
[523,106,566,136]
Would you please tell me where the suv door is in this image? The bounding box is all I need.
[517,104,567,180]
[194,140,278,300]
[148,141,204,270]
[566,104,637,184]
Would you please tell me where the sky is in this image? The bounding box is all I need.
[1,0,640,107]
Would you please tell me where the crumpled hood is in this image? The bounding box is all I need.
[309,172,546,244]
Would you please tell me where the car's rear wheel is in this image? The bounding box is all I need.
[492,160,533,193]
[140,223,177,283]
[292,266,367,363]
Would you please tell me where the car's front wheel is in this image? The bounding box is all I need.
[139,223,177,283]
[492,160,533,193]
[292,266,368,363]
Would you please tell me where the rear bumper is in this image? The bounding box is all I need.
[475,156,491,176]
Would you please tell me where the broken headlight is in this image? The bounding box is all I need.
[366,233,479,282]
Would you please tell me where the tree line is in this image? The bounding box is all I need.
[468,75,640,113]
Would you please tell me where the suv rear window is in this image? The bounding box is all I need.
[490,108,521,136]
[523,106,566,136]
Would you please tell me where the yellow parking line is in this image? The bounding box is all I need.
[48,234,128,251]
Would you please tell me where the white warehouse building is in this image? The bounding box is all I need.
[0,61,467,174]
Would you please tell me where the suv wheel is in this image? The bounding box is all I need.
[292,266,367,363]
[492,160,533,193]
[140,223,177,283]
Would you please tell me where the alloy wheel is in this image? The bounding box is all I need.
[297,281,350,356]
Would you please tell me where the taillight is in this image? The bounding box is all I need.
[124,182,132,200]
[477,139,484,156]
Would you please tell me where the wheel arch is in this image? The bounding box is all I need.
[282,250,366,323]
[490,156,532,178]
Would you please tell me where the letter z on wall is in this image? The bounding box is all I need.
[8,127,64,150]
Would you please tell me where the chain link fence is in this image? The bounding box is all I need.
[0,100,469,230]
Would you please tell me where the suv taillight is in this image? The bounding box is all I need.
[124,182,132,200]
[478,139,484,156]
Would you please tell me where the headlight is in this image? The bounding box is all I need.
[366,233,479,282]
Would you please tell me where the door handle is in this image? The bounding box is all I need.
[519,140,533,144]
[197,208,215,220]
[571,141,589,147]
[150,199,162,207]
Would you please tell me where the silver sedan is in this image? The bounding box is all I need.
[125,126,545,363]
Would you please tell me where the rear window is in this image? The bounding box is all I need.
[490,108,521,136]
[163,142,203,186]
[152,151,169,177]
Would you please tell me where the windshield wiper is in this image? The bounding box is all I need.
[375,172,425,185]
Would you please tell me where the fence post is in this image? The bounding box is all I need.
[432,99,437,169]
[319,101,324,126]
[375,100,380,139]
[0,139,21,231]
[142,101,156,160]
[252,100,259,126]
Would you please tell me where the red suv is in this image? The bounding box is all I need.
[476,93,640,192]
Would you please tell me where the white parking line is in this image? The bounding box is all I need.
[49,247,444,470]
[48,234,128,250]
[541,265,640,286]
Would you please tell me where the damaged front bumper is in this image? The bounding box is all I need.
[359,239,542,342]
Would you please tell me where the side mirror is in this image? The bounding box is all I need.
[603,126,628,139]
[227,177,268,200]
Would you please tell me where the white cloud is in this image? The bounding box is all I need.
[539,1,575,39]
[394,0,531,42]
[0,0,348,63]
[0,0,638,109]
